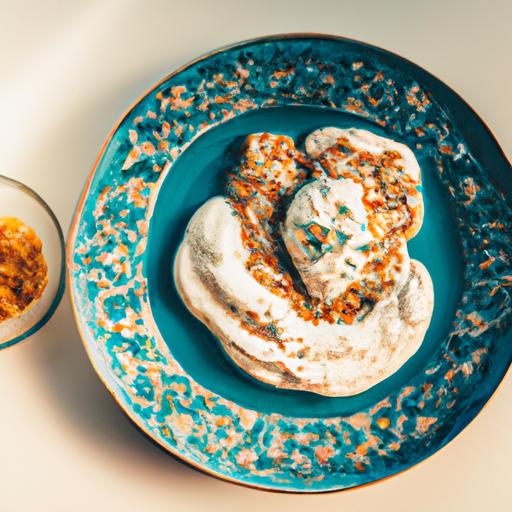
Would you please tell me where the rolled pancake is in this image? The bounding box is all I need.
[281,175,410,306]
[174,129,433,397]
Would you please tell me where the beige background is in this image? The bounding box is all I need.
[0,0,510,510]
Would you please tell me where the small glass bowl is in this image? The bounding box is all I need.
[0,175,65,349]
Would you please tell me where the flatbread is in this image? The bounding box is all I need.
[173,129,434,397]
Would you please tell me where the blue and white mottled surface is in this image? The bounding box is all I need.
[68,35,512,492]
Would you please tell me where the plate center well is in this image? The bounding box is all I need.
[146,105,463,418]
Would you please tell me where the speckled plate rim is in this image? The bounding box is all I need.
[0,174,66,350]
[67,33,512,493]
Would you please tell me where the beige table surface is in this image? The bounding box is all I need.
[1,1,510,510]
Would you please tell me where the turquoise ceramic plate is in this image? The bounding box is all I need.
[68,34,512,492]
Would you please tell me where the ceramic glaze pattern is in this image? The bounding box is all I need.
[69,37,512,491]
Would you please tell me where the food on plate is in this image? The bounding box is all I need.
[174,129,433,396]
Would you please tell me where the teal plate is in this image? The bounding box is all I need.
[68,34,512,492]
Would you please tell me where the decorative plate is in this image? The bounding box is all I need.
[68,34,512,492]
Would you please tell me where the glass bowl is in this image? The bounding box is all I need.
[0,174,65,349]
